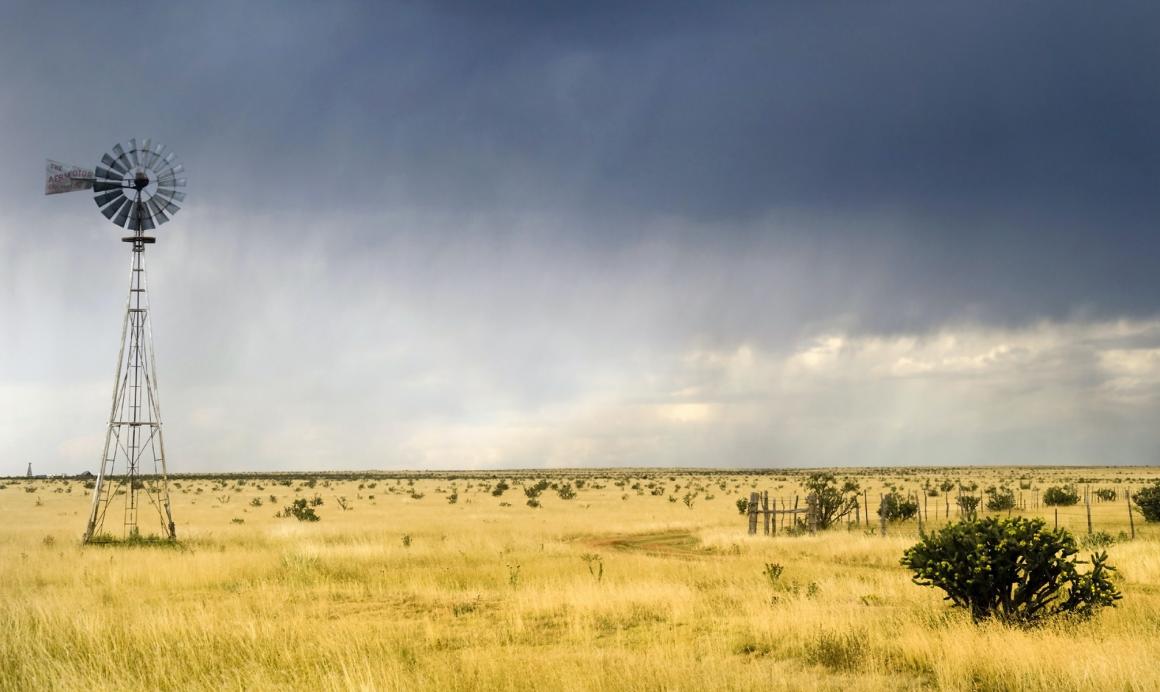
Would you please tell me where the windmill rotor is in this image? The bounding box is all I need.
[91,138,186,236]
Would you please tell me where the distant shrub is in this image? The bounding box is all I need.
[1081,531,1118,550]
[278,498,320,522]
[901,517,1120,625]
[1132,482,1160,522]
[1093,488,1117,502]
[878,492,918,521]
[556,484,576,500]
[939,480,956,493]
[736,497,750,515]
[1043,485,1080,507]
[491,480,509,497]
[447,491,458,504]
[957,495,981,521]
[580,553,604,582]
[804,473,860,529]
[985,486,1016,512]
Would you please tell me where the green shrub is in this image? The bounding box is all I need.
[803,472,860,529]
[736,497,750,515]
[984,486,1016,512]
[1093,488,1117,502]
[1133,482,1160,522]
[878,491,918,521]
[900,517,1121,624]
[1043,485,1080,507]
[957,495,980,521]
[278,498,320,522]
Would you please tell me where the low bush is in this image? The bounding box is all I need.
[277,498,320,522]
[878,491,918,521]
[1132,482,1160,522]
[957,495,980,521]
[985,486,1016,512]
[1043,485,1080,507]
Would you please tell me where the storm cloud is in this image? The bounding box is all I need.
[2,2,1159,472]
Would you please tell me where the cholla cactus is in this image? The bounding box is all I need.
[901,516,1121,624]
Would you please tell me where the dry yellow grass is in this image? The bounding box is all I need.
[1,467,1158,691]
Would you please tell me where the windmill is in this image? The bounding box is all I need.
[46,139,187,543]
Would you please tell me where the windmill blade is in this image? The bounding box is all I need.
[112,199,134,228]
[146,198,170,226]
[153,185,181,204]
[127,138,139,167]
[94,166,123,182]
[93,180,125,193]
[140,138,153,167]
[100,196,129,221]
[95,189,127,208]
[101,153,129,175]
[138,205,156,231]
[155,196,181,215]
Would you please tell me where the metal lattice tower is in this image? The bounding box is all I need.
[45,139,187,543]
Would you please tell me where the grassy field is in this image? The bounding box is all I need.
[1,467,1159,691]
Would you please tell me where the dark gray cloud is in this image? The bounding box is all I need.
[4,1,1160,471]
[6,1,1158,329]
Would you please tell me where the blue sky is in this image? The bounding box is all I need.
[3,1,1160,473]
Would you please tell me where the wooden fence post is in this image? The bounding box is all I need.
[748,491,758,535]
[808,493,818,535]
[1085,485,1093,536]
[863,490,869,526]
[763,491,771,536]
[879,494,887,537]
[916,492,924,537]
[1127,487,1136,540]
[771,497,777,537]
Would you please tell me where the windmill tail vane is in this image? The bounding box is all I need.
[46,138,187,543]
